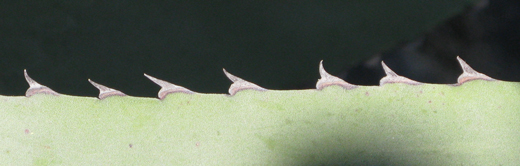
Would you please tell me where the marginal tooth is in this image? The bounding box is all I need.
[88,79,127,99]
[456,56,496,84]
[24,69,60,97]
[223,69,267,95]
[380,61,423,86]
[316,60,357,90]
[144,73,194,100]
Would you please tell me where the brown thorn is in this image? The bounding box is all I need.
[316,60,357,90]
[456,56,496,84]
[24,69,60,97]
[144,73,194,100]
[380,61,423,86]
[88,79,127,99]
[223,68,267,96]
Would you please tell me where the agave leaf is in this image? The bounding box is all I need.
[2,58,519,165]
[1,80,520,165]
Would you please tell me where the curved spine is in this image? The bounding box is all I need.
[316,60,357,90]
[88,79,127,99]
[24,69,60,97]
[144,73,195,100]
[223,69,267,95]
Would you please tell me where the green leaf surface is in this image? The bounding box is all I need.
[2,80,520,165]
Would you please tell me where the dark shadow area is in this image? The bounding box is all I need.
[344,0,520,86]
[0,0,480,97]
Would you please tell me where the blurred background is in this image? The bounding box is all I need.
[1,0,518,97]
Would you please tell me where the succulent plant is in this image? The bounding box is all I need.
[1,57,518,165]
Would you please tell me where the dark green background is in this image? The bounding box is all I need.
[0,1,481,97]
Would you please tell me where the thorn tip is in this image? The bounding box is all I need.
[223,68,267,95]
[456,56,495,84]
[24,70,60,97]
[316,60,356,90]
[144,73,194,100]
[379,61,423,86]
[88,79,127,99]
